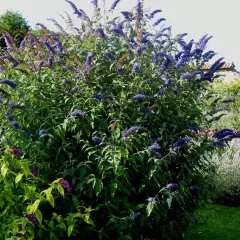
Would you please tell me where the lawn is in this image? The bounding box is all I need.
[184,204,240,239]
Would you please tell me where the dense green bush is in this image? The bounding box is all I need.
[0,0,235,239]
[0,10,30,48]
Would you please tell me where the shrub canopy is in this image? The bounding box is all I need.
[0,0,236,239]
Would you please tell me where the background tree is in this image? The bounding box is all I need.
[0,10,30,48]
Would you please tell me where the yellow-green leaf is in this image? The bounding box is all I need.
[15,173,24,183]
[32,199,41,213]
[67,225,74,237]
[35,209,42,224]
[57,184,64,197]
[47,193,55,208]
[1,164,8,177]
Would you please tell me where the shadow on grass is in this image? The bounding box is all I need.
[184,204,240,240]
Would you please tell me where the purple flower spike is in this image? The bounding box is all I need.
[8,102,24,109]
[85,52,93,67]
[132,212,142,219]
[110,0,121,10]
[30,168,38,176]
[150,9,162,18]
[166,183,178,189]
[153,18,166,27]
[11,121,20,129]
[148,144,161,151]
[3,34,13,49]
[91,94,105,102]
[92,136,102,143]
[10,146,22,157]
[66,0,83,18]
[26,214,39,226]
[6,114,14,122]
[44,40,56,55]
[71,110,85,116]
[0,79,16,88]
[104,52,115,61]
[38,129,46,136]
[122,126,141,139]
[190,186,200,191]
[132,62,140,72]
[95,27,106,39]
[110,27,125,36]
[132,94,146,101]
[91,0,98,8]
[59,179,72,192]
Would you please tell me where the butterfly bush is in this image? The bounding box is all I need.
[0,0,236,239]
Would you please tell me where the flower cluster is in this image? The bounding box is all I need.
[26,214,39,226]
[59,179,72,192]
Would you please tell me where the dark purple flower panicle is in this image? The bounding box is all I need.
[44,40,56,55]
[132,94,146,101]
[176,54,191,69]
[104,52,115,61]
[23,127,31,136]
[3,34,13,49]
[91,94,105,102]
[6,114,14,122]
[0,79,16,88]
[66,0,83,18]
[210,107,231,115]
[154,152,162,161]
[212,141,226,147]
[26,214,39,226]
[52,36,64,52]
[17,224,22,229]
[132,62,140,73]
[153,18,166,27]
[122,126,141,139]
[189,126,201,131]
[8,102,24,109]
[208,114,226,123]
[19,39,25,49]
[121,11,133,21]
[38,129,46,136]
[190,186,200,191]
[110,0,121,10]
[11,121,20,129]
[222,98,235,103]
[161,55,173,70]
[95,26,106,39]
[69,86,79,93]
[210,98,222,107]
[48,56,53,67]
[166,183,179,189]
[172,137,192,150]
[92,136,102,143]
[0,95,3,104]
[10,146,22,157]
[150,9,162,18]
[163,78,172,88]
[30,168,38,176]
[117,66,123,75]
[132,212,142,219]
[148,144,161,151]
[136,46,142,56]
[85,52,93,67]
[136,0,141,18]
[157,90,164,96]
[70,109,85,116]
[110,27,124,36]
[91,0,98,8]
[59,179,72,192]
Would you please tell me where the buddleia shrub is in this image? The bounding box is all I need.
[0,0,236,239]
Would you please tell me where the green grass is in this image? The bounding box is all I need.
[184,204,240,240]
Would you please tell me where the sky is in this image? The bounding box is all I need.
[0,0,239,69]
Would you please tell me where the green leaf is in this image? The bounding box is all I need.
[1,164,8,177]
[167,196,173,209]
[67,225,74,237]
[57,184,65,197]
[47,193,55,208]
[35,209,42,225]
[21,162,29,176]
[109,182,118,198]
[95,179,103,197]
[32,199,41,213]
[146,202,154,217]
[15,173,24,183]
